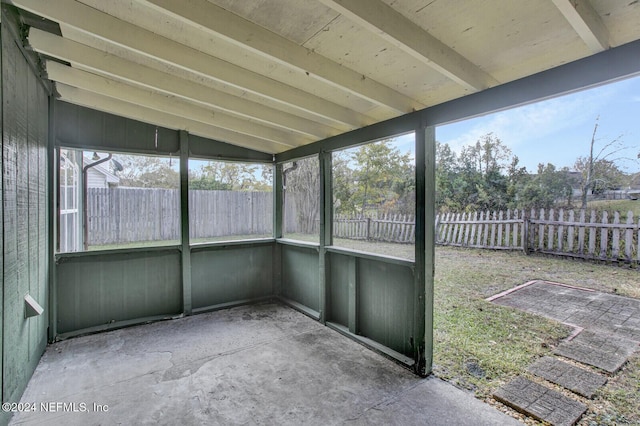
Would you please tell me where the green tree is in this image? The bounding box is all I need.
[114,154,179,189]
[350,140,412,213]
[189,161,272,191]
[451,133,514,211]
[518,163,573,210]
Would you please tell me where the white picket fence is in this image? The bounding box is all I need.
[334,213,415,243]
[435,209,525,250]
[436,208,640,266]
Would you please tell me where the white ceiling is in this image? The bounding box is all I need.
[11,0,640,154]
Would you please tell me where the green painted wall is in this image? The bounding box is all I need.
[191,243,273,310]
[55,250,182,334]
[357,259,414,357]
[328,252,415,358]
[281,245,320,313]
[328,253,350,327]
[1,16,49,415]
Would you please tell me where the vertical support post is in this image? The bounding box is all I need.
[347,256,357,334]
[179,130,192,316]
[273,162,283,296]
[47,96,57,342]
[318,151,332,324]
[414,123,435,376]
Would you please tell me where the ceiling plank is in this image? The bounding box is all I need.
[319,0,498,92]
[46,61,311,147]
[142,0,422,113]
[551,0,609,53]
[28,28,343,139]
[55,83,291,154]
[12,0,373,128]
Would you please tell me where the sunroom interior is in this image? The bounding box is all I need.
[2,0,640,421]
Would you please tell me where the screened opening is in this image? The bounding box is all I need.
[282,156,320,243]
[188,159,273,242]
[332,135,416,260]
[57,149,180,252]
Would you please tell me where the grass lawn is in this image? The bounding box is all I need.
[434,246,640,425]
[587,199,640,218]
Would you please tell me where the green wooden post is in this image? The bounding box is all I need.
[273,162,283,296]
[179,130,192,315]
[319,152,332,324]
[347,256,357,334]
[47,95,57,342]
[414,123,435,376]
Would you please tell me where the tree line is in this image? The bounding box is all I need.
[436,123,636,212]
[104,118,637,218]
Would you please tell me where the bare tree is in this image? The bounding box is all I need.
[576,116,627,209]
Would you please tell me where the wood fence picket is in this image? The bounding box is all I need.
[86,187,639,267]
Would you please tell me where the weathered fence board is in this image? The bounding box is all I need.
[87,187,273,245]
[83,187,639,267]
[527,208,639,266]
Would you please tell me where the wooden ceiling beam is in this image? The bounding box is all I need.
[28,28,343,139]
[55,83,292,154]
[551,0,609,53]
[46,61,310,147]
[13,0,372,127]
[319,0,498,92]
[142,0,422,113]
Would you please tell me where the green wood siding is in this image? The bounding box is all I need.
[281,244,320,313]
[1,18,49,408]
[56,250,182,334]
[191,244,274,310]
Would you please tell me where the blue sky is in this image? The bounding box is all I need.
[391,74,640,174]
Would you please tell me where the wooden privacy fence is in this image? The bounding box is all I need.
[87,188,272,245]
[436,208,640,266]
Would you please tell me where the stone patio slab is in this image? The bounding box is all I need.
[494,377,586,426]
[491,281,640,341]
[527,356,607,398]
[554,330,639,373]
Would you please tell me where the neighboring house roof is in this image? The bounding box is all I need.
[628,173,640,190]
[83,155,120,186]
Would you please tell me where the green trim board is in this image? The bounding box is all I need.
[326,322,414,367]
[54,100,180,155]
[54,100,275,161]
[180,130,192,315]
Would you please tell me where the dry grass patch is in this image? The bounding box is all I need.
[433,246,640,425]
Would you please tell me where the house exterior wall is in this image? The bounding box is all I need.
[1,15,49,422]
[86,167,107,188]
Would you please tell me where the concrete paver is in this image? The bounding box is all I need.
[492,281,640,343]
[494,377,586,426]
[491,280,640,424]
[527,356,607,398]
[554,330,638,373]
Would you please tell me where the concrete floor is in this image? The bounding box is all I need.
[10,303,521,425]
